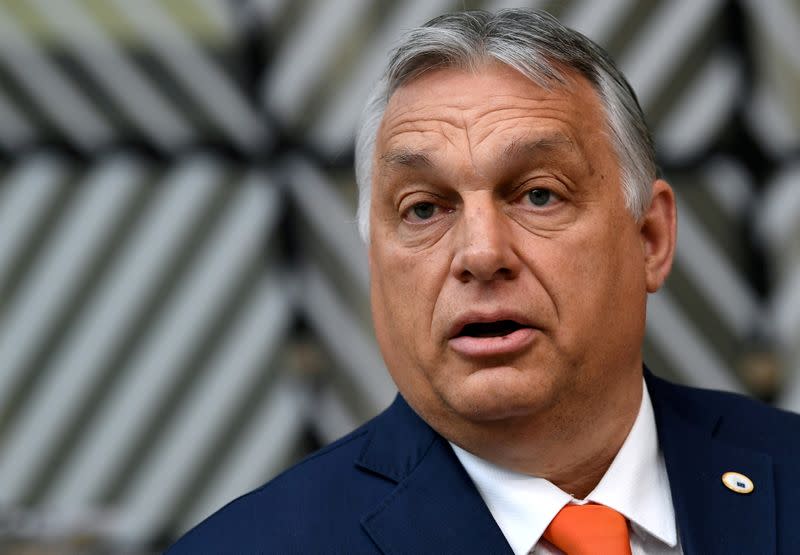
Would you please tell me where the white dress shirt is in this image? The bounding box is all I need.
[451,379,682,555]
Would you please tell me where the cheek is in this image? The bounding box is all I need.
[370,244,445,347]
[560,224,647,351]
[537,224,638,330]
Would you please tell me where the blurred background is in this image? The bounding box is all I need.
[0,0,797,552]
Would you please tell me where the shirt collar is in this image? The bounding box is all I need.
[451,378,678,555]
[586,379,677,546]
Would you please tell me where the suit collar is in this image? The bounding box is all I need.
[357,375,777,555]
[356,395,513,554]
[355,395,438,482]
[646,370,775,555]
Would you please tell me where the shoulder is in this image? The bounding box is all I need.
[166,415,393,554]
[649,373,800,456]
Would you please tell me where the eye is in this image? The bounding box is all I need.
[527,188,554,207]
[403,201,443,223]
[412,202,436,220]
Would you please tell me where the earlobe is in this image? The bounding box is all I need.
[641,179,677,293]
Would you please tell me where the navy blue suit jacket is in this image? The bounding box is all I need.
[168,371,800,554]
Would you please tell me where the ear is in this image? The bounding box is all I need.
[640,179,677,293]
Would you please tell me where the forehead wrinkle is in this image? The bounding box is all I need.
[379,81,600,180]
[471,93,575,118]
[381,114,467,153]
[461,109,480,177]
[381,110,471,165]
[381,99,466,132]
[459,103,577,151]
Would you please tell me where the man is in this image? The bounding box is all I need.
[169,9,800,554]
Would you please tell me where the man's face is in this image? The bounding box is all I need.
[369,63,666,434]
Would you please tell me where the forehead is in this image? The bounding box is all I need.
[376,63,609,164]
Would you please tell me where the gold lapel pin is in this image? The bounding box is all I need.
[722,471,754,494]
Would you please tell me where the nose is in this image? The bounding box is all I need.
[450,194,521,283]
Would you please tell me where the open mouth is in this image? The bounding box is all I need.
[457,320,528,338]
[449,317,536,357]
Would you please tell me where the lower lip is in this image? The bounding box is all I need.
[448,327,537,358]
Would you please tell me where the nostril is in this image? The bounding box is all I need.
[457,264,515,283]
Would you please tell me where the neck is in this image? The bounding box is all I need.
[451,375,643,499]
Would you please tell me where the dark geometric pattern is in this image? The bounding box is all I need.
[0,0,797,551]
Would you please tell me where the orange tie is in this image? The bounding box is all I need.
[543,504,632,555]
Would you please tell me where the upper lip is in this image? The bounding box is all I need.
[447,310,536,339]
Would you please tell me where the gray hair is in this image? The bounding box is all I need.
[354,9,657,241]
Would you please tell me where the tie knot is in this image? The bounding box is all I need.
[543,503,632,555]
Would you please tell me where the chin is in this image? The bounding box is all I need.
[437,365,558,422]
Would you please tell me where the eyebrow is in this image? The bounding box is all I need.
[379,148,434,171]
[500,135,575,162]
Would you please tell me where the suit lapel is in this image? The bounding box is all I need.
[357,376,777,555]
[357,396,513,555]
[647,372,775,555]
